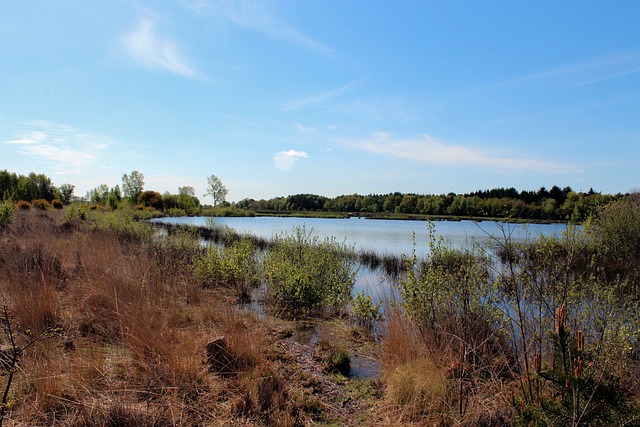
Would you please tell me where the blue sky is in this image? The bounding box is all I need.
[2,1,639,203]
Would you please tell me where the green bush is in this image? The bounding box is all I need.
[399,225,492,330]
[89,210,151,242]
[263,226,357,316]
[585,196,640,260]
[194,237,260,300]
[62,203,87,225]
[0,201,13,229]
[352,291,382,329]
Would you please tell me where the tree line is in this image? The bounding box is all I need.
[0,169,229,215]
[0,169,623,221]
[236,186,620,222]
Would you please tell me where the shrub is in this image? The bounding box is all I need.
[17,200,31,210]
[585,196,640,260]
[194,237,260,300]
[32,199,50,210]
[517,305,638,426]
[0,200,13,229]
[51,199,63,209]
[90,210,151,242]
[63,202,87,224]
[263,226,357,316]
[352,291,382,329]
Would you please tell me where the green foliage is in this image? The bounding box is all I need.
[205,174,228,207]
[59,183,75,204]
[62,203,87,224]
[263,226,357,316]
[0,200,13,229]
[351,291,382,328]
[399,225,493,330]
[121,170,144,202]
[201,205,255,217]
[194,236,260,300]
[235,187,616,221]
[89,210,151,242]
[585,196,640,260]
[513,304,638,426]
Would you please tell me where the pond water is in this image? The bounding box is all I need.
[152,216,569,379]
[152,216,568,303]
[151,216,567,258]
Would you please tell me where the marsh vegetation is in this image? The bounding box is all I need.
[1,195,639,425]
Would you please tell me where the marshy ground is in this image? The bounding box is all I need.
[1,205,639,426]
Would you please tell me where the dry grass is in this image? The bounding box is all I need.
[0,210,293,426]
[380,303,515,426]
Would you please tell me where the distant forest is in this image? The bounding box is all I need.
[237,186,620,222]
[0,169,625,222]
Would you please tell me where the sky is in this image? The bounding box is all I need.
[2,1,640,204]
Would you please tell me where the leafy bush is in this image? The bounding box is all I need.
[585,196,640,260]
[17,200,30,210]
[263,226,357,316]
[0,200,13,229]
[51,199,63,209]
[32,199,50,210]
[352,291,382,328]
[90,210,151,242]
[194,237,260,300]
[399,225,493,331]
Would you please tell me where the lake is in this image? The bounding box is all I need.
[151,216,568,258]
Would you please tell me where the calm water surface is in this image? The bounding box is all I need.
[152,216,567,258]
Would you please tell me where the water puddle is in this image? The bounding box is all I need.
[350,353,381,379]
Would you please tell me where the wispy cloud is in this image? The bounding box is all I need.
[274,149,308,170]
[348,132,578,174]
[283,79,363,112]
[293,123,316,133]
[475,50,640,94]
[180,0,332,55]
[120,19,200,78]
[4,120,112,175]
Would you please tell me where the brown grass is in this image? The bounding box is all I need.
[0,210,288,426]
[380,303,515,426]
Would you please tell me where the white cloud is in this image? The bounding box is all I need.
[274,149,309,170]
[120,19,200,78]
[4,121,112,175]
[348,132,578,174]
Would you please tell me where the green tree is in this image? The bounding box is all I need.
[88,184,109,204]
[205,174,228,207]
[178,186,195,197]
[59,183,75,204]
[122,170,144,202]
